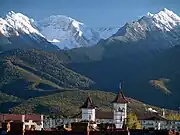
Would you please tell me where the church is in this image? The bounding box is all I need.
[44,86,129,129]
[80,87,128,129]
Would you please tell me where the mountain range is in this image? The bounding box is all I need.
[37,15,119,49]
[0,8,180,114]
[0,11,119,50]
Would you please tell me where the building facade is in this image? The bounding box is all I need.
[44,86,129,129]
[80,96,97,122]
[0,114,43,131]
[112,89,128,129]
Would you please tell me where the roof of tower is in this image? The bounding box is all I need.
[80,95,97,109]
[112,83,129,103]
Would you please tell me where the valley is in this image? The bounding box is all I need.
[0,8,180,115]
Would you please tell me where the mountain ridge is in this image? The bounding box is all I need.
[111,8,180,49]
[37,15,119,49]
[1,8,180,111]
[0,11,119,50]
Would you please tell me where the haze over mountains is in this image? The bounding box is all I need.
[0,8,180,113]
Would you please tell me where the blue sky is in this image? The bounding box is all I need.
[0,0,180,27]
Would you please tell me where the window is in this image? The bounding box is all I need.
[120,116,122,121]
[89,115,91,120]
[25,125,29,130]
[30,125,36,130]
[118,107,124,112]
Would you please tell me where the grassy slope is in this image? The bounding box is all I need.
[0,49,95,99]
[60,43,180,109]
[0,92,21,113]
[10,89,168,117]
[0,92,21,103]
[0,48,179,114]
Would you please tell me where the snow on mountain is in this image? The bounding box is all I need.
[0,11,44,38]
[0,11,119,50]
[38,15,119,49]
[1,9,180,51]
[0,11,58,51]
[96,27,119,39]
[112,8,180,46]
[146,8,180,31]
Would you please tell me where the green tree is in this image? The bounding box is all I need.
[166,114,180,120]
[127,113,141,129]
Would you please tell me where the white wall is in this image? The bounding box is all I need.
[96,119,113,124]
[43,118,82,128]
[113,103,127,129]
[140,120,167,129]
[82,109,95,121]
[43,118,114,128]
[24,120,42,130]
[22,115,43,131]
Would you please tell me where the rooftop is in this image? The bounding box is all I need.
[80,96,97,109]
[112,84,128,103]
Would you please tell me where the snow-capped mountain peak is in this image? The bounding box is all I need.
[3,11,43,36]
[0,17,12,36]
[113,8,180,44]
[0,11,119,50]
[39,15,84,36]
[38,15,119,49]
[0,11,58,51]
[146,8,180,31]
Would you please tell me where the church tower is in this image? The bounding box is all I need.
[112,84,128,129]
[80,95,97,121]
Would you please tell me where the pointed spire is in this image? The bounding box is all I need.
[80,95,97,109]
[112,82,128,103]
[119,82,122,90]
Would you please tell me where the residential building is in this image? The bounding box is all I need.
[0,114,43,131]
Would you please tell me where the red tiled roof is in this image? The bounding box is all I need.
[0,114,22,121]
[25,114,42,121]
[71,110,113,119]
[96,110,113,119]
[112,90,128,104]
[0,114,42,122]
[138,112,167,121]
[80,96,97,109]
